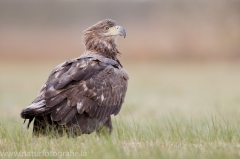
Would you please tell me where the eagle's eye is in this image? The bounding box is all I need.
[105,26,109,30]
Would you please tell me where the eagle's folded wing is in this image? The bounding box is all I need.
[21,56,129,126]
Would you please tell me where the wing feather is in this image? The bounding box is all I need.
[22,55,128,126]
[51,99,71,121]
[57,107,78,125]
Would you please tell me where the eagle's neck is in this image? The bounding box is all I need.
[84,33,120,61]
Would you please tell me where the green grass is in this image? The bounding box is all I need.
[0,60,240,158]
[0,116,240,159]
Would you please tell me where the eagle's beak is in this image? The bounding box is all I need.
[116,26,126,38]
[106,26,126,38]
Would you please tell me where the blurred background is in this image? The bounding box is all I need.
[0,0,240,123]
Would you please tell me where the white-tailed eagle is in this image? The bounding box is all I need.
[20,19,129,137]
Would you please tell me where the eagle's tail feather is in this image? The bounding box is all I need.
[20,100,51,119]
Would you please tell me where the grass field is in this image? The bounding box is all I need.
[0,60,240,159]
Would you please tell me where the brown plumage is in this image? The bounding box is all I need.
[20,19,128,137]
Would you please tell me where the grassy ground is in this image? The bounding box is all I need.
[0,60,240,158]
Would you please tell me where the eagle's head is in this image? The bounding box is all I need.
[83,19,126,60]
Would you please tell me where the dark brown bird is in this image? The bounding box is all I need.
[20,19,128,137]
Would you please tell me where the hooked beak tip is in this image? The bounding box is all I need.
[117,26,126,38]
